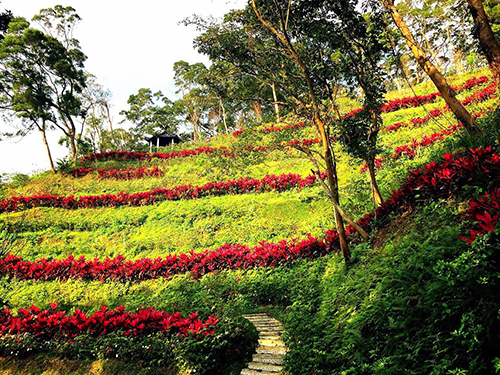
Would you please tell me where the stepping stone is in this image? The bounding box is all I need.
[256,346,287,356]
[252,353,284,365]
[240,313,288,375]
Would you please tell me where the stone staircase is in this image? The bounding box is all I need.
[241,313,287,375]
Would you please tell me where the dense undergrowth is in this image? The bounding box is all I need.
[0,69,499,374]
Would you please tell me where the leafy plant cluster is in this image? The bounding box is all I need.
[0,304,254,374]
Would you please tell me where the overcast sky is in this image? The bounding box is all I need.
[0,0,246,176]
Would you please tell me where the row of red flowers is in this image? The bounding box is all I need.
[385,82,497,133]
[0,304,217,339]
[0,172,326,213]
[72,166,164,180]
[1,146,498,282]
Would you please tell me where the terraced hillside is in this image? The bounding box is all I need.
[1,70,500,374]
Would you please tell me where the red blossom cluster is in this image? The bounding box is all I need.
[2,147,498,282]
[0,304,217,339]
[451,75,489,91]
[0,236,331,281]
[359,158,385,174]
[72,167,94,178]
[79,79,495,167]
[0,172,326,213]
[461,83,498,106]
[360,101,500,173]
[459,188,500,243]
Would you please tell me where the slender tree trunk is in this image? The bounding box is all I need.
[253,102,263,122]
[219,98,228,133]
[380,0,482,135]
[104,102,121,151]
[40,127,56,173]
[252,0,354,261]
[366,157,383,206]
[271,82,281,122]
[447,25,463,74]
[467,0,500,83]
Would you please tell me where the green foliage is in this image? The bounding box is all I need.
[120,88,178,139]
[282,202,500,374]
[0,319,256,375]
[0,68,498,374]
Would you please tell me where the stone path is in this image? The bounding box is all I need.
[241,313,287,375]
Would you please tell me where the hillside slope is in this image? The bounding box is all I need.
[0,70,499,374]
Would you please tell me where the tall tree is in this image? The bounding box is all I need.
[467,0,500,83]
[249,0,393,261]
[380,0,483,136]
[120,88,178,141]
[0,7,88,165]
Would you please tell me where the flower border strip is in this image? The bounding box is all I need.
[0,304,217,339]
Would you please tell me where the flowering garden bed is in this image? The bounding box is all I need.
[0,304,254,373]
[1,146,498,282]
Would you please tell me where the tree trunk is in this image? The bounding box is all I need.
[380,0,482,135]
[467,0,500,83]
[219,98,228,133]
[253,102,263,121]
[366,157,383,206]
[40,128,56,173]
[271,82,281,122]
[104,102,121,151]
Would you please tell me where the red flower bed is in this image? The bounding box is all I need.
[0,304,217,339]
[97,166,164,180]
[72,166,164,180]
[460,188,500,243]
[81,146,234,163]
[2,147,499,282]
[0,172,326,213]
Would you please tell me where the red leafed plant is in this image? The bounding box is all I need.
[460,188,500,243]
[0,304,218,339]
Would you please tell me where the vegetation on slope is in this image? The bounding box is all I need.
[0,70,499,374]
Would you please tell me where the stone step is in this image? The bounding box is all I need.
[250,321,283,327]
[259,337,283,343]
[248,362,283,372]
[252,324,283,330]
[252,353,284,365]
[259,331,283,338]
[240,369,280,375]
[245,316,279,322]
[243,313,269,317]
[258,338,286,347]
[256,345,288,356]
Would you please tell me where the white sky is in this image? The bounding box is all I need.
[0,0,246,176]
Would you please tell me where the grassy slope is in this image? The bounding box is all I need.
[0,68,499,374]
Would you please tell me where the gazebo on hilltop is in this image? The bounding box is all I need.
[145,131,182,152]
